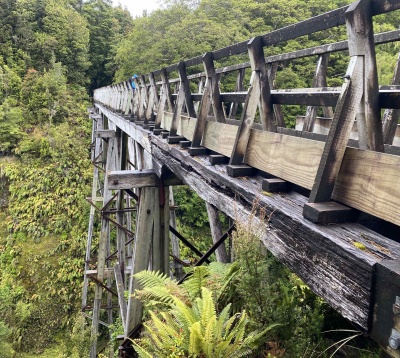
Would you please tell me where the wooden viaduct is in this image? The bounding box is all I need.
[84,0,400,356]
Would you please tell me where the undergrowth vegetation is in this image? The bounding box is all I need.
[129,208,381,357]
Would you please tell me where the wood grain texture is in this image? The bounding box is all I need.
[163,112,197,139]
[178,115,196,140]
[245,130,324,189]
[108,169,159,189]
[149,133,400,331]
[309,56,364,203]
[201,121,238,157]
[333,148,400,226]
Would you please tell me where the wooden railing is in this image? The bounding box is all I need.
[94,0,400,226]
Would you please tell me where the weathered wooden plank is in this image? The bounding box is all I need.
[162,112,197,140]
[380,90,400,109]
[108,169,182,189]
[177,115,196,140]
[228,37,266,168]
[267,62,285,128]
[162,111,173,131]
[201,121,238,157]
[245,130,324,189]
[150,134,400,330]
[333,148,400,226]
[114,263,127,330]
[95,130,116,138]
[161,68,175,112]
[228,84,259,166]
[271,89,340,106]
[108,169,159,188]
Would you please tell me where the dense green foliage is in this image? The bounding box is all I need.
[0,0,399,356]
[0,0,131,355]
[132,266,278,357]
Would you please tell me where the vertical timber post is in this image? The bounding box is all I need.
[303,0,383,223]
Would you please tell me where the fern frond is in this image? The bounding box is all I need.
[200,287,216,332]
[182,265,209,299]
[135,286,174,307]
[134,269,174,289]
[215,303,231,340]
[204,315,217,356]
[188,321,204,355]
[131,341,154,358]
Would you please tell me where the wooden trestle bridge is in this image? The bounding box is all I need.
[84,0,400,356]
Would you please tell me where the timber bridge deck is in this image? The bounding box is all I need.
[85,0,400,356]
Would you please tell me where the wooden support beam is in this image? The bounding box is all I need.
[204,52,225,123]
[383,52,400,145]
[347,0,384,152]
[304,56,364,218]
[228,36,275,175]
[167,135,186,144]
[206,203,229,263]
[125,187,157,335]
[267,62,285,127]
[370,259,400,355]
[262,178,290,192]
[108,169,182,189]
[228,68,245,119]
[209,154,228,165]
[303,54,332,132]
[90,134,116,358]
[189,74,212,150]
[170,62,196,137]
[95,130,116,138]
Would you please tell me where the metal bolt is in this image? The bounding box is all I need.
[389,329,400,350]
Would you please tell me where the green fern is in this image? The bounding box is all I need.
[133,285,277,357]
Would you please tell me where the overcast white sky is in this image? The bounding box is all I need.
[113,0,162,18]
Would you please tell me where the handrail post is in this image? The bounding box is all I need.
[303,0,382,223]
